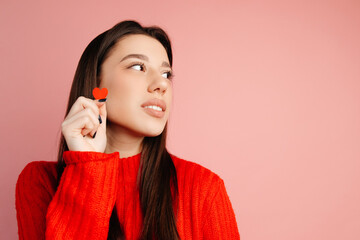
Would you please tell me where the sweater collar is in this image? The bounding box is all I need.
[119,151,142,160]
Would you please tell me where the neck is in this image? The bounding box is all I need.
[104,122,144,158]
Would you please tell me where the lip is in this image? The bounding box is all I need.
[143,107,165,118]
[141,99,166,112]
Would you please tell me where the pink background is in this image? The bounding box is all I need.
[1,0,359,239]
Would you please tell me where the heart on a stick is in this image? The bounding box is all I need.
[92,87,108,100]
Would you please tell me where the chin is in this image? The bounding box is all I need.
[143,129,165,137]
[140,124,166,137]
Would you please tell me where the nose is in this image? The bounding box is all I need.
[147,70,168,95]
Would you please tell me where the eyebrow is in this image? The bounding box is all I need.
[120,53,172,69]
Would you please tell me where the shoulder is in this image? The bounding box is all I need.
[169,153,224,192]
[170,153,222,179]
[16,161,58,198]
[169,153,228,220]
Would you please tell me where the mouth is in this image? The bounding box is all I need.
[141,98,166,112]
[141,98,166,118]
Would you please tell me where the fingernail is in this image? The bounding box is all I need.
[99,98,107,102]
[92,131,97,138]
[98,115,102,124]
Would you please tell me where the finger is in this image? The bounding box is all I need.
[94,100,107,126]
[67,96,100,120]
[82,108,101,136]
[64,108,100,137]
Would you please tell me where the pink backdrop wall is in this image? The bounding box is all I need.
[1,0,359,239]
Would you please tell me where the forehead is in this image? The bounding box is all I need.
[111,34,169,62]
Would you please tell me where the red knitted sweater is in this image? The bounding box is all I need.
[15,151,240,239]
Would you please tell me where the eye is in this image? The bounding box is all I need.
[162,71,173,80]
[130,62,145,71]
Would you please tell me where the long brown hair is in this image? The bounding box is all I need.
[55,20,180,240]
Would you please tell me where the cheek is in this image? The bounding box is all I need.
[107,76,144,113]
[108,73,138,99]
[167,85,173,104]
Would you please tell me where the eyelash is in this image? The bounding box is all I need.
[129,62,174,80]
[130,62,145,71]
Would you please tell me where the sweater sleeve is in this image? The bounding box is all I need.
[202,178,240,239]
[16,161,57,240]
[15,151,120,240]
[45,151,119,239]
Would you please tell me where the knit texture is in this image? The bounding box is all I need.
[16,151,240,239]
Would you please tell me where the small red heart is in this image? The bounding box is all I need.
[92,87,108,100]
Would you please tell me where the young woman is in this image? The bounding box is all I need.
[15,20,240,240]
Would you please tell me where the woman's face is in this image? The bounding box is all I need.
[99,34,173,137]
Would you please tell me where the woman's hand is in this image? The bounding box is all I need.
[61,96,107,152]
